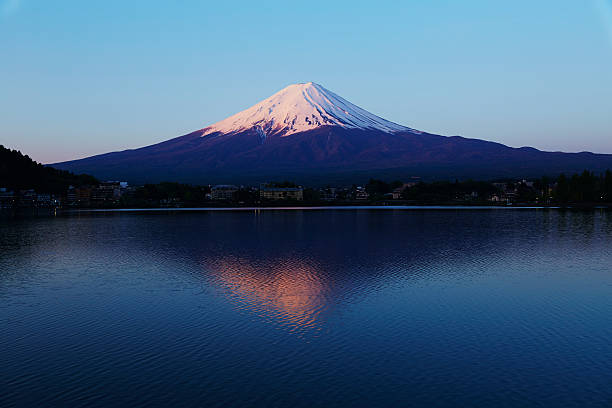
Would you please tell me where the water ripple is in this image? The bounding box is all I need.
[1,210,612,407]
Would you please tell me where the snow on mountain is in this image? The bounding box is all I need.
[201,82,418,137]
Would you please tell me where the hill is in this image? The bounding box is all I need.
[0,145,98,193]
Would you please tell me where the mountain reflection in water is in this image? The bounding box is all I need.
[206,256,328,333]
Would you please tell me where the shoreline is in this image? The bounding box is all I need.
[69,205,578,212]
[4,204,611,217]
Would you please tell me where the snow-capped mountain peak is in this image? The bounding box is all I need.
[201,82,416,137]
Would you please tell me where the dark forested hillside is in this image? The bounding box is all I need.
[0,145,98,193]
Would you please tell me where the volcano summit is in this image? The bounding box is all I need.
[54,82,612,184]
[201,82,412,137]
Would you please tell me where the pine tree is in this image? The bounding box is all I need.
[605,170,612,202]
[555,174,570,203]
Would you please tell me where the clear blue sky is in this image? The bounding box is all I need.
[1,0,611,163]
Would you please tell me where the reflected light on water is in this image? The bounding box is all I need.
[207,257,329,334]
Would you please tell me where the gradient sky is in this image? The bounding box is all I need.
[1,0,611,163]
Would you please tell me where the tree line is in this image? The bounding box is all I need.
[0,145,98,193]
[363,171,612,204]
[554,170,612,203]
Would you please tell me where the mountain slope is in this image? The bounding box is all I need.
[52,83,612,184]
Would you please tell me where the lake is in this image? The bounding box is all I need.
[1,208,612,407]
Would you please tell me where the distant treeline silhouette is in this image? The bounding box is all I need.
[396,171,612,204]
[554,170,612,203]
[132,182,211,206]
[398,180,498,203]
[0,145,98,193]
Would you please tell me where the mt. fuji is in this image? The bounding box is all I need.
[202,82,413,137]
[53,83,612,184]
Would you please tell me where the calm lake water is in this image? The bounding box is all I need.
[1,209,612,407]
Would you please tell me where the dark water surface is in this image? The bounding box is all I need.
[1,209,612,407]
